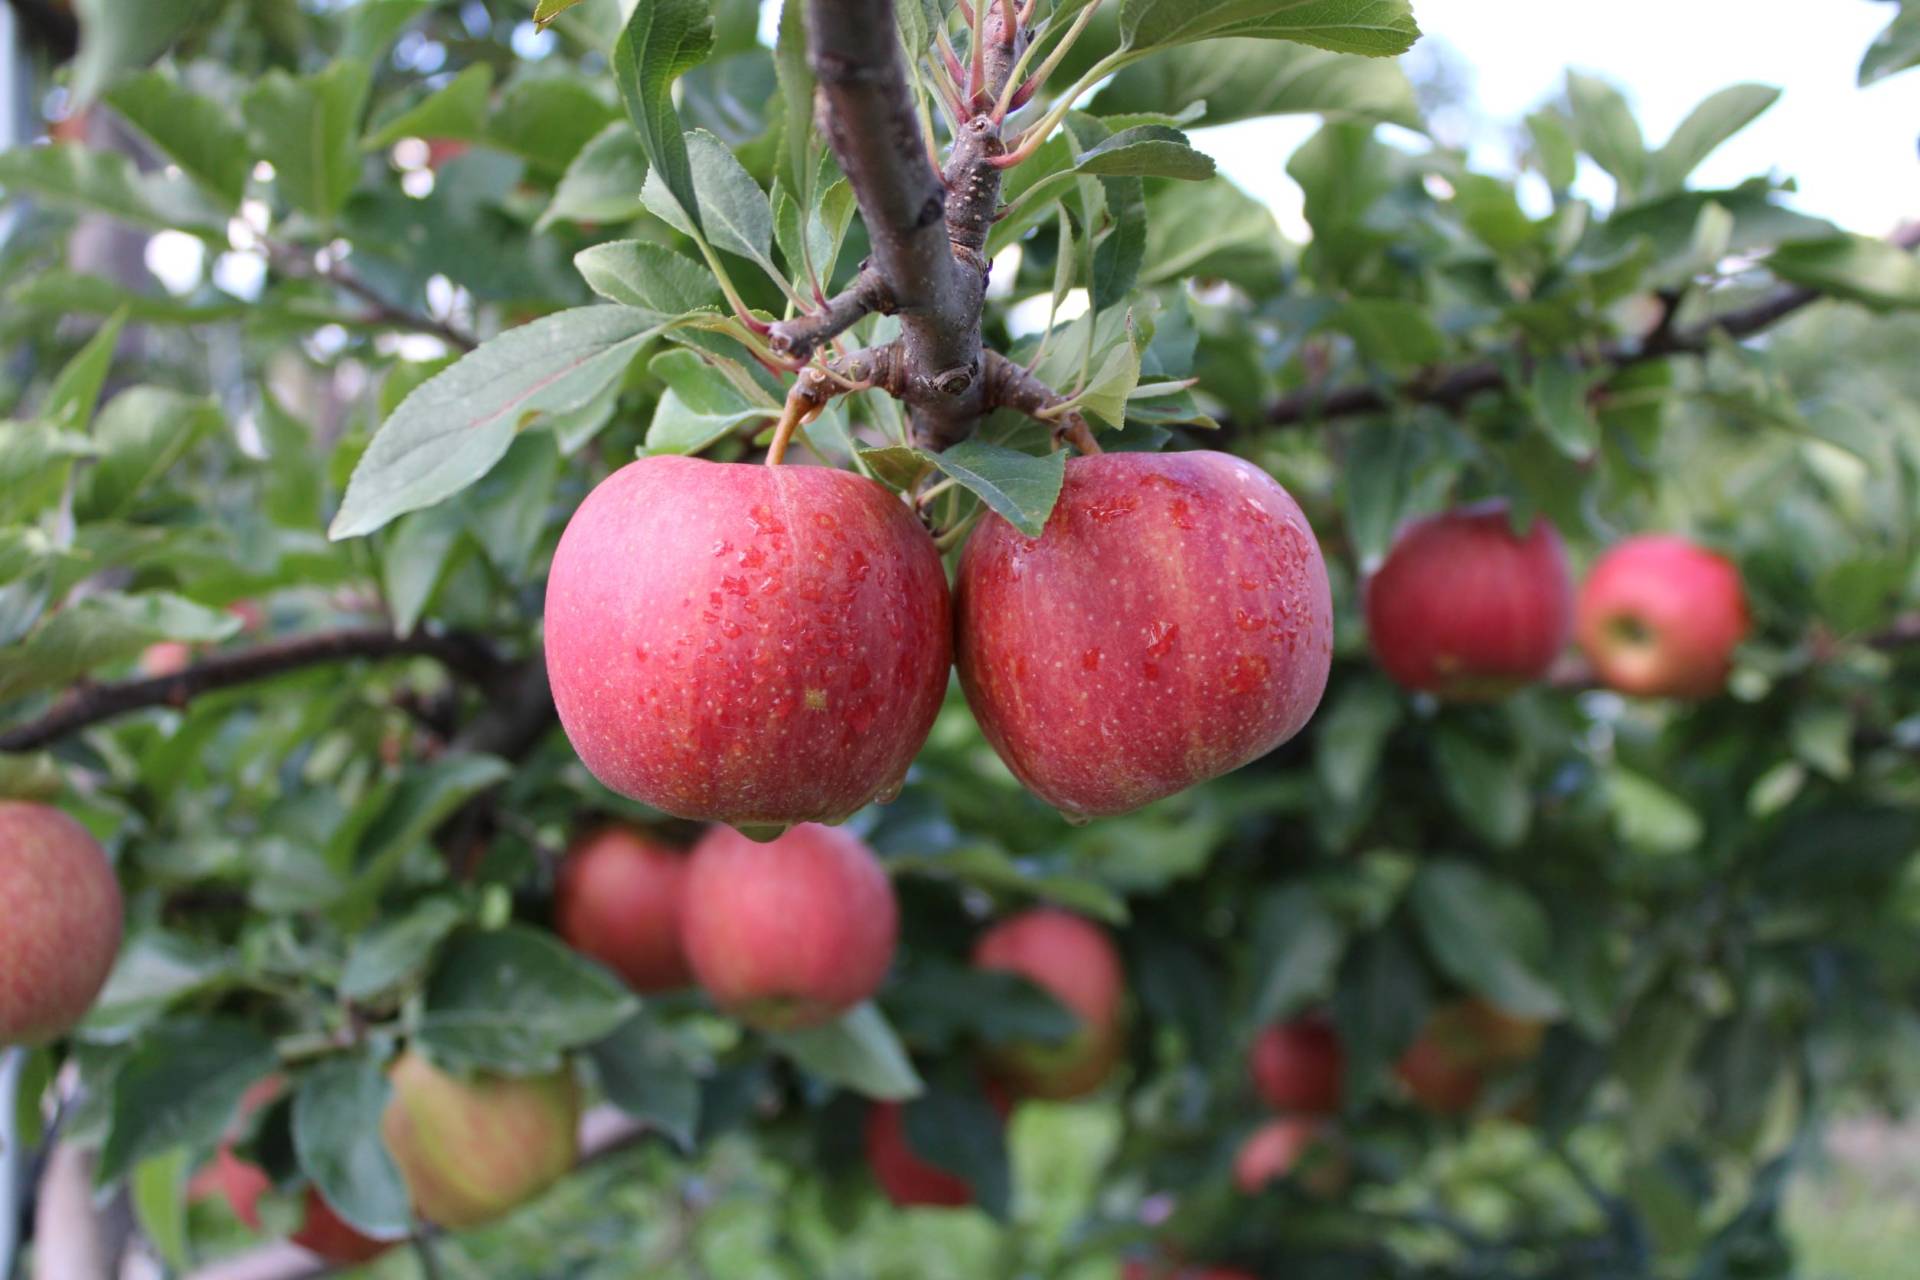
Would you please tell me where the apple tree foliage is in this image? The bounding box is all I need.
[2,0,1919,1276]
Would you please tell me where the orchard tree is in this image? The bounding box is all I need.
[1,1,1919,1278]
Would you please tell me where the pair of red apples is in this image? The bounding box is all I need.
[1368,504,1750,701]
[544,450,1336,828]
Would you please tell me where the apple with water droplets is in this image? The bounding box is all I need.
[679,823,898,1030]
[0,801,122,1046]
[955,452,1333,820]
[1366,501,1573,699]
[1577,534,1749,698]
[546,457,952,829]
[554,825,692,993]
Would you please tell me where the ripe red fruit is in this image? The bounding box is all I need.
[1123,1262,1260,1280]
[864,1101,979,1208]
[1395,999,1546,1116]
[381,1051,580,1230]
[0,802,122,1046]
[1365,502,1573,698]
[138,640,193,677]
[546,457,951,828]
[679,823,898,1030]
[1233,1117,1348,1197]
[955,451,1332,819]
[554,826,692,993]
[1248,1017,1344,1115]
[204,1149,391,1264]
[973,909,1125,1100]
[1576,534,1749,698]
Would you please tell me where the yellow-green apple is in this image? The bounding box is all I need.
[1249,1016,1344,1115]
[554,825,691,992]
[954,451,1332,820]
[1233,1117,1349,1197]
[1576,534,1749,698]
[545,457,951,827]
[1366,502,1573,698]
[972,908,1125,1100]
[678,823,897,1030]
[0,802,122,1045]
[380,1051,580,1230]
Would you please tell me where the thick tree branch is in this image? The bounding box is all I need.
[804,0,1025,450]
[0,629,507,753]
[1261,222,1920,429]
[982,349,1099,454]
[767,263,895,363]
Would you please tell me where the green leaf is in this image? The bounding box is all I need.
[1790,704,1853,781]
[105,71,252,207]
[614,0,718,237]
[78,387,223,520]
[1250,886,1347,1025]
[485,78,620,176]
[539,123,652,230]
[1074,125,1216,180]
[1118,0,1421,56]
[418,926,640,1074]
[1527,110,1578,191]
[1768,235,1920,310]
[339,756,512,914]
[82,931,234,1041]
[69,0,210,103]
[1331,931,1430,1093]
[858,445,936,493]
[1606,769,1703,857]
[587,1012,704,1150]
[1528,355,1601,460]
[1314,678,1401,806]
[1431,726,1531,850]
[243,61,372,220]
[381,504,467,637]
[903,1090,1011,1220]
[130,1150,192,1271]
[644,348,778,455]
[534,0,593,28]
[0,144,225,239]
[340,899,467,1000]
[765,1003,924,1101]
[42,308,128,433]
[364,63,493,151]
[1091,38,1419,129]
[0,592,240,703]
[1141,178,1285,286]
[1652,84,1780,194]
[99,1017,278,1183]
[331,306,671,539]
[1861,5,1920,85]
[1330,298,1445,369]
[641,129,779,283]
[575,240,724,314]
[1341,420,1418,567]
[345,0,432,61]
[1565,72,1646,202]
[293,1054,411,1240]
[1410,861,1565,1020]
[931,440,1067,539]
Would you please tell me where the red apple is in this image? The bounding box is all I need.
[204,1149,392,1264]
[0,802,122,1046]
[545,457,951,828]
[1365,502,1573,698]
[139,640,194,678]
[1395,999,1545,1116]
[1233,1117,1348,1197]
[1124,1262,1260,1280]
[1576,534,1749,698]
[554,825,691,993]
[955,451,1333,819]
[678,823,898,1030]
[1249,1016,1343,1116]
[972,909,1125,1100]
[381,1051,580,1230]
[863,1100,990,1208]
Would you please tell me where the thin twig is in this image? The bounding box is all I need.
[264,239,477,352]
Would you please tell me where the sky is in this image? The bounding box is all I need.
[1200,0,1920,240]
